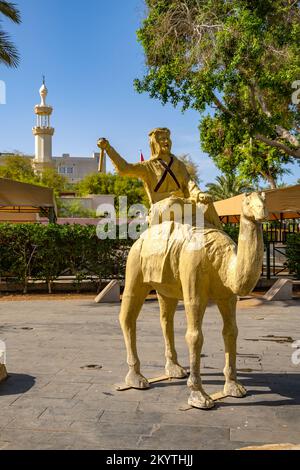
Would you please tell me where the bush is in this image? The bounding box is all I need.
[58,201,96,218]
[223,224,239,243]
[76,173,148,210]
[0,223,134,293]
[286,233,300,279]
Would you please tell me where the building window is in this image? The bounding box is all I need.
[59,167,73,175]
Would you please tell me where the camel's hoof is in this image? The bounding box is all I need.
[165,362,188,379]
[224,381,247,398]
[188,391,215,410]
[0,364,8,383]
[125,371,150,390]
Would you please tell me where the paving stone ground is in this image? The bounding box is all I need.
[0,298,299,450]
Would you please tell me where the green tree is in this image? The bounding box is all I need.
[59,200,96,218]
[135,0,300,184]
[206,174,253,201]
[0,1,21,67]
[201,125,292,188]
[76,173,148,211]
[178,154,200,184]
[0,155,68,194]
[0,154,36,182]
[39,167,68,196]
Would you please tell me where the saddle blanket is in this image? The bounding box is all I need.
[139,221,221,284]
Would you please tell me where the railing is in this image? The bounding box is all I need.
[263,222,300,243]
[261,221,299,279]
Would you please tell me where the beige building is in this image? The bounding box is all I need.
[53,153,104,183]
[0,80,106,183]
[32,79,106,182]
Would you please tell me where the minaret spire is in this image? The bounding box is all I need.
[32,78,55,171]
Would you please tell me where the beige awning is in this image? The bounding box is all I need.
[0,178,57,220]
[214,184,300,223]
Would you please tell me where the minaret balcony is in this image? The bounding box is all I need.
[32,127,55,136]
[34,105,53,115]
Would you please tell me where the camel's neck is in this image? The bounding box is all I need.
[230,215,264,296]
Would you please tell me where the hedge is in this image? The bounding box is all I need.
[3,222,293,294]
[286,233,300,279]
[1,223,237,294]
[0,224,134,293]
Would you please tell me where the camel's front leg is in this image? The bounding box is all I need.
[119,284,150,389]
[157,293,188,379]
[185,299,214,409]
[217,297,247,398]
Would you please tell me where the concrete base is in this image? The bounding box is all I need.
[95,280,120,303]
[263,279,293,301]
[0,364,8,383]
[0,299,300,449]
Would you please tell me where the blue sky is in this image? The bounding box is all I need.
[0,0,299,187]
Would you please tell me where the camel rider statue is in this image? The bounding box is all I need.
[97,128,222,229]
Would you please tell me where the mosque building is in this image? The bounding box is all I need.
[32,79,106,182]
[1,80,106,184]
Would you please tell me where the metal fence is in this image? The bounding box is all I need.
[262,221,299,279]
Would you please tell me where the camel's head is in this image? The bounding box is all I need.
[242,192,268,222]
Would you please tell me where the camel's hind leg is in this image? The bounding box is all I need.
[119,247,151,389]
[217,297,247,398]
[183,290,214,409]
[157,293,188,379]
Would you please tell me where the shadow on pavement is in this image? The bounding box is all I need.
[0,373,35,396]
[150,371,300,406]
[205,372,300,407]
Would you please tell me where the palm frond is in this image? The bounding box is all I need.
[206,174,254,201]
[0,1,21,24]
[0,29,19,67]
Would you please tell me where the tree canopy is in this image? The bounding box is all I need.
[0,154,36,182]
[135,0,300,186]
[178,154,200,183]
[76,173,148,210]
[206,174,254,201]
[0,155,68,195]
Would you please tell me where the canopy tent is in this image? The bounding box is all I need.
[0,178,57,222]
[214,184,300,223]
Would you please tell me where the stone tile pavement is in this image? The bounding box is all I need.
[0,298,299,450]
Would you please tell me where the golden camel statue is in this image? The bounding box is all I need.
[118,192,267,409]
[98,130,267,409]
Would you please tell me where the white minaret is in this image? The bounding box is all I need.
[32,78,54,170]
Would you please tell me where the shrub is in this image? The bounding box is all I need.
[286,233,300,279]
[0,223,134,293]
[223,224,239,243]
[76,173,148,210]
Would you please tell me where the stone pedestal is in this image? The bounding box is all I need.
[95,280,120,303]
[263,279,293,301]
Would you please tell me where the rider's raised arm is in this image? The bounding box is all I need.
[105,144,146,179]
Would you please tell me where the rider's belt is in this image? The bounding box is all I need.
[154,157,181,193]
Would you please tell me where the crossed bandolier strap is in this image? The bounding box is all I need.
[154,157,181,193]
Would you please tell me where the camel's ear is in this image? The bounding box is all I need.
[244,192,251,197]
[261,192,266,200]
